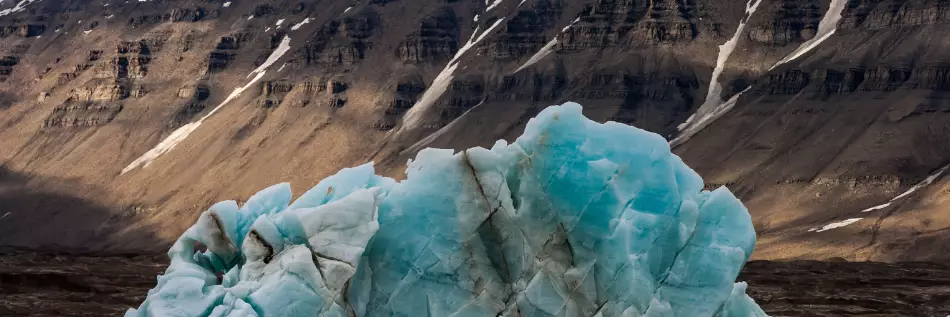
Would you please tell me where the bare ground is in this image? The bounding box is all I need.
[0,250,947,316]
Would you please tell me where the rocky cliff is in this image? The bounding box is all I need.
[0,0,947,262]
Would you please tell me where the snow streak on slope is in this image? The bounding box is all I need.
[291,18,311,30]
[672,0,848,147]
[771,0,847,69]
[862,164,950,212]
[393,18,506,136]
[809,218,863,232]
[402,102,484,155]
[670,86,749,146]
[515,38,557,72]
[0,0,41,17]
[121,37,293,174]
[486,0,504,12]
[514,18,579,73]
[671,0,763,147]
[247,36,292,78]
[405,17,580,153]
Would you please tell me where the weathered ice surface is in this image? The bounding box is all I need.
[126,103,765,316]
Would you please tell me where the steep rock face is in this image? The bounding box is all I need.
[839,0,950,30]
[0,0,946,263]
[373,77,426,130]
[396,6,459,63]
[479,0,561,60]
[169,83,210,127]
[747,0,823,46]
[0,55,17,82]
[674,0,950,262]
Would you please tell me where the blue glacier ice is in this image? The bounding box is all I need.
[126,102,768,317]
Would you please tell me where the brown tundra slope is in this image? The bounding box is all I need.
[0,0,948,263]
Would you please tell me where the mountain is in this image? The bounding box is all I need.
[0,0,947,262]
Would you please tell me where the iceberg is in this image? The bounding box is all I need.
[127,102,767,317]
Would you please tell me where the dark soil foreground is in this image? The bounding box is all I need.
[739,260,950,316]
[1,251,948,316]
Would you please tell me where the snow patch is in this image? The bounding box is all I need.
[862,164,950,212]
[223,1,230,8]
[122,36,293,174]
[0,212,9,220]
[514,38,557,73]
[514,18,580,72]
[1,0,42,17]
[397,63,458,134]
[277,63,286,72]
[343,6,351,14]
[403,101,484,155]
[248,36,291,78]
[290,18,311,30]
[861,203,890,212]
[563,17,580,32]
[670,86,750,146]
[394,18,506,136]
[771,0,847,69]
[106,14,114,19]
[83,30,92,35]
[486,0,504,12]
[809,218,863,233]
[247,15,254,20]
[674,0,763,146]
[462,21,501,55]
[275,19,285,26]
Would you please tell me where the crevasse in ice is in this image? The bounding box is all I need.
[126,102,768,317]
